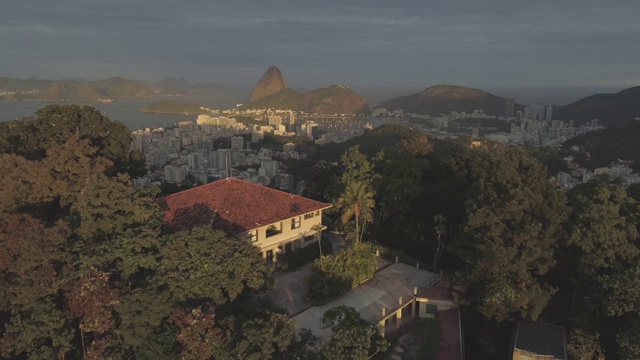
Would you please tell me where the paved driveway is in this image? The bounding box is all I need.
[268,264,313,316]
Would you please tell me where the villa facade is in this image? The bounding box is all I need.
[158,177,332,260]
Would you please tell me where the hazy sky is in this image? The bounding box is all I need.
[2,0,639,91]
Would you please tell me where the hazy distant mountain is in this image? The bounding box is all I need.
[155,77,191,89]
[244,85,370,115]
[39,80,112,101]
[140,100,207,114]
[92,77,154,98]
[153,87,190,96]
[554,86,640,127]
[0,77,53,92]
[248,66,287,103]
[376,84,508,116]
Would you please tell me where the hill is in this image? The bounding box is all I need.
[91,76,154,98]
[154,87,190,96]
[248,66,287,103]
[140,100,208,114]
[0,76,157,101]
[246,88,303,110]
[376,84,508,116]
[243,85,370,115]
[562,121,640,170]
[301,85,370,115]
[315,123,423,161]
[554,86,640,127]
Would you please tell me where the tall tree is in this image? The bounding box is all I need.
[432,145,568,321]
[337,181,375,244]
[559,180,639,305]
[372,141,429,255]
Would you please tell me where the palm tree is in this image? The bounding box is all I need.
[337,181,375,244]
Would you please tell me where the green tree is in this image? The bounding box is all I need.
[304,243,377,305]
[560,180,639,305]
[567,329,605,360]
[160,227,272,304]
[231,313,297,360]
[437,146,567,321]
[340,145,372,186]
[337,181,375,243]
[0,105,145,176]
[597,264,640,316]
[320,306,388,360]
[617,317,640,360]
[372,142,429,255]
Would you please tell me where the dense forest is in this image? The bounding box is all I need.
[2,105,640,359]
[302,125,640,359]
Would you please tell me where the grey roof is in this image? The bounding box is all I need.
[514,320,567,360]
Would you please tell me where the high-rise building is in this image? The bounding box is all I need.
[545,106,553,121]
[504,97,515,118]
[231,136,244,151]
[260,160,279,178]
[164,165,186,184]
[268,116,283,128]
[289,111,295,126]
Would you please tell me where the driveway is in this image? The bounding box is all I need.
[268,264,313,316]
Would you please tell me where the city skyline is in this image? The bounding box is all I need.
[2,1,640,91]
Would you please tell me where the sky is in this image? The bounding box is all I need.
[2,0,640,96]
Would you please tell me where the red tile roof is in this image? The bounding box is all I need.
[417,279,453,301]
[158,178,332,233]
[437,308,463,360]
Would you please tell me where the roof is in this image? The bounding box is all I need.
[437,309,463,360]
[417,279,453,301]
[513,321,567,360]
[158,178,332,233]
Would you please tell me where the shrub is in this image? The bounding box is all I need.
[276,238,333,271]
[304,243,377,305]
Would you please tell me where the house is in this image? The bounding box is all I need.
[511,321,567,360]
[157,177,332,261]
[416,279,464,360]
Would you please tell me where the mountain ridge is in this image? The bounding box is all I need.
[243,85,370,115]
[554,86,640,126]
[375,84,509,116]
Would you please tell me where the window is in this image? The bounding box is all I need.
[266,223,282,237]
[249,230,258,242]
[315,211,320,216]
[304,212,314,220]
[291,217,301,229]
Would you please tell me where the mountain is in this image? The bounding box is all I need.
[560,121,640,170]
[39,80,112,101]
[554,86,640,127]
[301,85,370,115]
[0,77,53,92]
[91,77,154,98]
[246,88,303,110]
[154,87,190,96]
[140,100,207,114]
[248,66,287,103]
[0,76,155,101]
[376,84,508,116]
[155,77,191,89]
[243,85,370,115]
